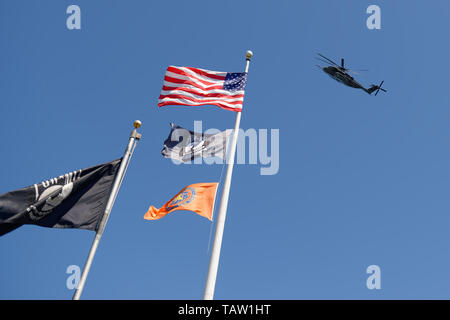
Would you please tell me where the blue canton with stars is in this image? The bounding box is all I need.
[223,72,247,92]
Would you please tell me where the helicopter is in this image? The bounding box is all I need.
[316,53,387,96]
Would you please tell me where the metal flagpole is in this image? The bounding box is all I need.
[203,50,253,300]
[72,120,142,300]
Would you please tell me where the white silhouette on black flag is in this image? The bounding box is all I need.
[0,158,122,236]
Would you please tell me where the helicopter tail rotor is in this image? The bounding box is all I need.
[368,81,387,96]
[374,80,387,96]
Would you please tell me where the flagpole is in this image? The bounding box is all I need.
[72,120,142,300]
[203,50,253,300]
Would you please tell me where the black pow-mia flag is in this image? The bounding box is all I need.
[0,158,122,236]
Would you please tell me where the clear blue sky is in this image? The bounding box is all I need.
[1,0,450,299]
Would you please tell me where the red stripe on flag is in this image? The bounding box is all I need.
[161,86,244,99]
[158,101,242,112]
[182,67,226,81]
[166,67,222,86]
[164,76,224,91]
[159,94,244,105]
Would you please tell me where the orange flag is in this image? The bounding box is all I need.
[144,183,218,221]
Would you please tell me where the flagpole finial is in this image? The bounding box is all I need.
[246,50,253,61]
[134,120,142,129]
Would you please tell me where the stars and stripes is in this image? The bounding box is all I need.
[158,66,248,112]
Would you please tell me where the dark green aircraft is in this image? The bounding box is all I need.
[316,53,387,96]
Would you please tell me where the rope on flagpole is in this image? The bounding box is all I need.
[206,159,227,254]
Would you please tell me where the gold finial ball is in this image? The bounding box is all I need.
[246,50,253,60]
[134,120,142,129]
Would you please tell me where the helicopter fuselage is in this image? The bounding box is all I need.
[322,66,365,90]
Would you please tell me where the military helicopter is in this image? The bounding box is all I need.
[316,53,387,96]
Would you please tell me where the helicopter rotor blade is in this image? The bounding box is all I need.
[346,68,369,75]
[315,57,335,66]
[317,53,340,67]
[316,53,369,73]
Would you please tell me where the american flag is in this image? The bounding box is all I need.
[158,66,248,112]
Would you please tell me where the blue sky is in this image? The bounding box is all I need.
[1,0,450,299]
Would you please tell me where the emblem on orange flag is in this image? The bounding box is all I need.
[144,183,218,221]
